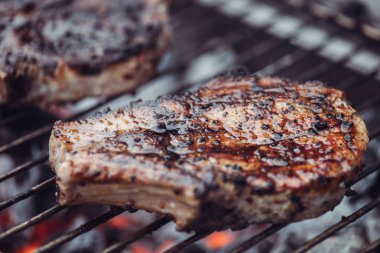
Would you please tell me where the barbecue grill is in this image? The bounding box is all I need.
[1,0,380,252]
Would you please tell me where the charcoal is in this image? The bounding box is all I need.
[309,227,368,253]
[59,217,105,253]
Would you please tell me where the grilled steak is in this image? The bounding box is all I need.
[50,75,368,231]
[0,0,170,109]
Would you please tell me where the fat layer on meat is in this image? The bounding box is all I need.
[50,75,368,231]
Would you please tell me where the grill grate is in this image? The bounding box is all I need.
[0,177,55,211]
[365,238,380,253]
[1,0,380,252]
[229,224,287,253]
[102,217,172,253]
[36,208,126,253]
[0,204,66,241]
[293,196,380,253]
[163,231,213,253]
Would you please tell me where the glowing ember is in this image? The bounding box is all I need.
[101,214,134,229]
[0,211,13,227]
[155,240,174,253]
[17,218,59,253]
[132,244,151,253]
[20,242,40,253]
[205,231,235,250]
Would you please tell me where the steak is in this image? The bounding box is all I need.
[0,0,170,109]
[49,75,368,231]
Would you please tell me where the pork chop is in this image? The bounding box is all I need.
[49,75,368,231]
[0,0,170,109]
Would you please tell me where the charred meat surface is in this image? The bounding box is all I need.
[0,0,170,109]
[49,75,368,231]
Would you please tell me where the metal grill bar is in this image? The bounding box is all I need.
[356,89,380,112]
[0,124,52,153]
[239,30,333,79]
[369,127,380,140]
[163,231,212,253]
[233,29,280,60]
[0,112,26,127]
[0,177,55,211]
[36,207,125,253]
[0,155,48,183]
[0,204,66,241]
[102,216,171,253]
[295,45,362,81]
[354,163,380,184]
[293,196,380,253]
[238,39,306,75]
[259,49,315,76]
[228,224,287,253]
[364,238,380,253]
[337,70,378,91]
[239,33,300,65]
[236,22,313,67]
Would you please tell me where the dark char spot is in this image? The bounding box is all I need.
[336,113,345,122]
[232,164,243,171]
[213,140,220,145]
[341,121,354,132]
[198,137,206,143]
[314,121,328,131]
[229,67,248,77]
[290,195,301,203]
[234,175,246,186]
[308,128,318,135]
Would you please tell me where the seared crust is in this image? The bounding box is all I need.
[0,0,170,108]
[49,75,368,231]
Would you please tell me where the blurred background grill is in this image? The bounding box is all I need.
[1,0,380,252]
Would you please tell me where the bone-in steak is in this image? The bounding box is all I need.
[49,75,368,231]
[0,0,170,109]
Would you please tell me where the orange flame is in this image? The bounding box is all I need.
[205,231,234,250]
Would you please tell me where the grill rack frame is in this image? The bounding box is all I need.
[0,0,380,252]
